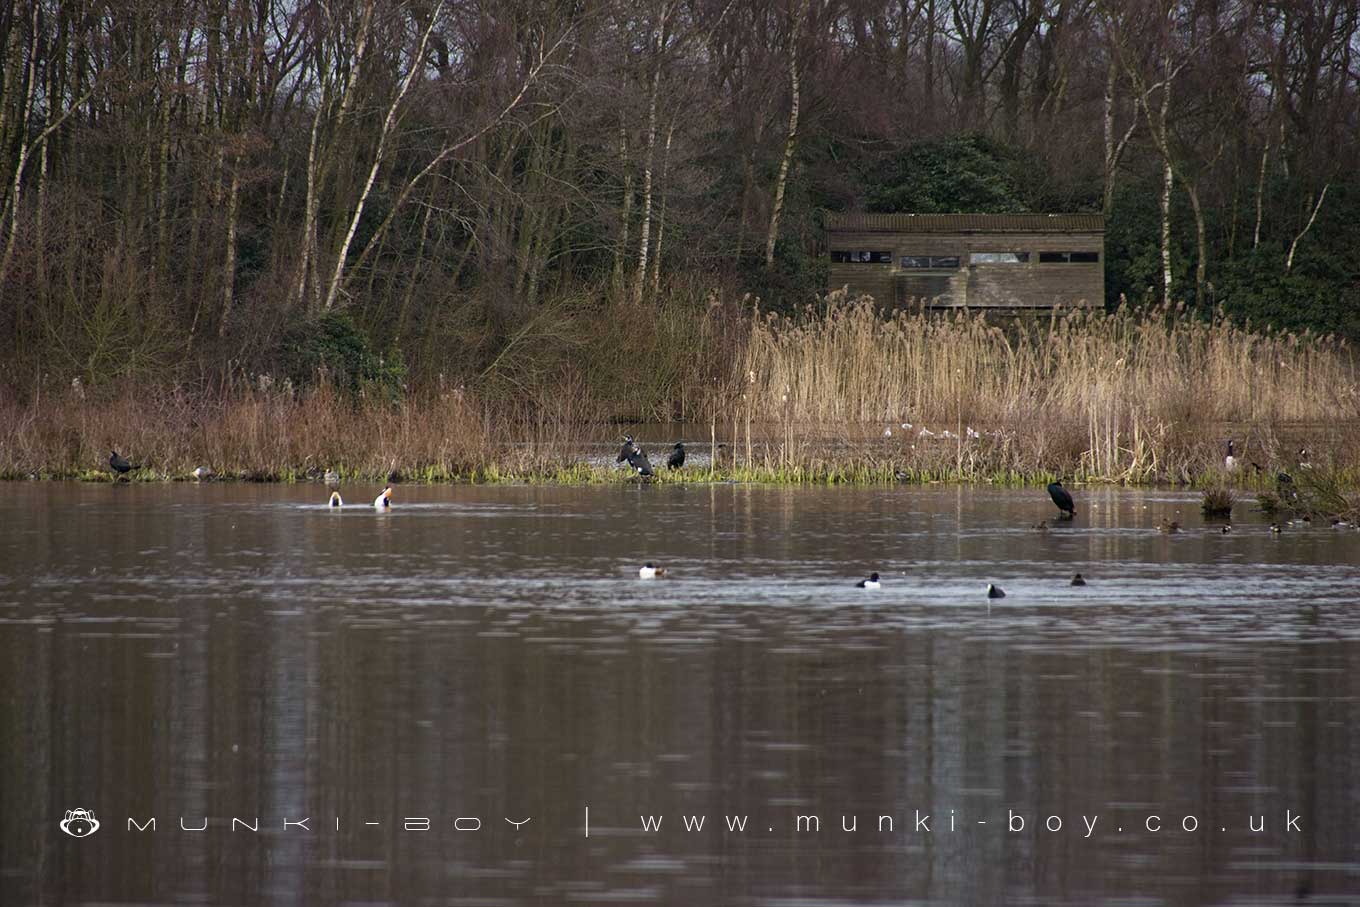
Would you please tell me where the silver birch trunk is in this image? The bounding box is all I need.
[765,0,808,270]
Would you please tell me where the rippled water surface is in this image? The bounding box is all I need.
[2,482,1359,905]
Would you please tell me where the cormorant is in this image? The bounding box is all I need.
[627,447,654,477]
[1047,479,1075,518]
[616,436,637,463]
[667,442,686,470]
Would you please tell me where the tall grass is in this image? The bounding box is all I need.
[741,294,1360,481]
[3,291,1359,486]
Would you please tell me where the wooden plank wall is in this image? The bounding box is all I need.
[827,230,1104,309]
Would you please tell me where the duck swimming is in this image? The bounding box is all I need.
[987,584,1006,599]
[638,563,667,578]
[329,491,343,507]
[1070,573,1086,586]
[373,486,392,508]
[1158,520,1181,533]
[856,572,881,589]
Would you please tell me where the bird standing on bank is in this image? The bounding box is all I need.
[325,469,340,489]
[616,436,637,463]
[667,442,686,470]
[627,446,654,477]
[1047,479,1075,519]
[109,450,139,476]
[373,486,393,509]
[1225,440,1237,472]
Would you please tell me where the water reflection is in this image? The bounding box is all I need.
[1,482,1358,905]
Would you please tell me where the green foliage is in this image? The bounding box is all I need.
[280,311,406,398]
[863,135,1039,214]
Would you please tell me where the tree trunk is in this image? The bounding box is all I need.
[219,165,241,336]
[650,118,675,294]
[632,11,666,306]
[1185,180,1206,305]
[613,118,631,293]
[1286,184,1329,273]
[323,1,443,311]
[766,0,809,270]
[1160,154,1172,303]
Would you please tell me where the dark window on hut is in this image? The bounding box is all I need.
[971,252,1030,264]
[831,250,892,264]
[900,255,961,269]
[1039,251,1100,263]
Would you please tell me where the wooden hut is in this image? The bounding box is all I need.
[825,213,1105,312]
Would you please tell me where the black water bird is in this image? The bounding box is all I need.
[616,435,637,464]
[856,572,881,589]
[1070,573,1086,586]
[109,450,139,475]
[627,447,654,477]
[667,442,686,470]
[986,583,1006,599]
[1047,479,1075,519]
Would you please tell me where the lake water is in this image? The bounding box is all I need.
[2,482,1358,905]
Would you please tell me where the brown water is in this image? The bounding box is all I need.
[2,482,1359,905]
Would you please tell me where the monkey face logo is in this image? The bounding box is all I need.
[60,809,100,837]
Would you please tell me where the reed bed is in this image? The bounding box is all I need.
[742,295,1360,482]
[3,292,1359,488]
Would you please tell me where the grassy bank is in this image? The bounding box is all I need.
[3,296,1359,493]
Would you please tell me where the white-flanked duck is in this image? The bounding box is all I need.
[373,486,393,509]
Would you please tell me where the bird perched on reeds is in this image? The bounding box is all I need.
[1047,479,1075,519]
[856,572,881,589]
[638,563,667,578]
[373,486,393,509]
[627,447,654,477]
[1070,573,1086,586]
[616,435,637,463]
[987,584,1006,599]
[329,491,343,507]
[109,450,140,476]
[1224,440,1237,472]
[324,468,340,489]
[667,442,686,470]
